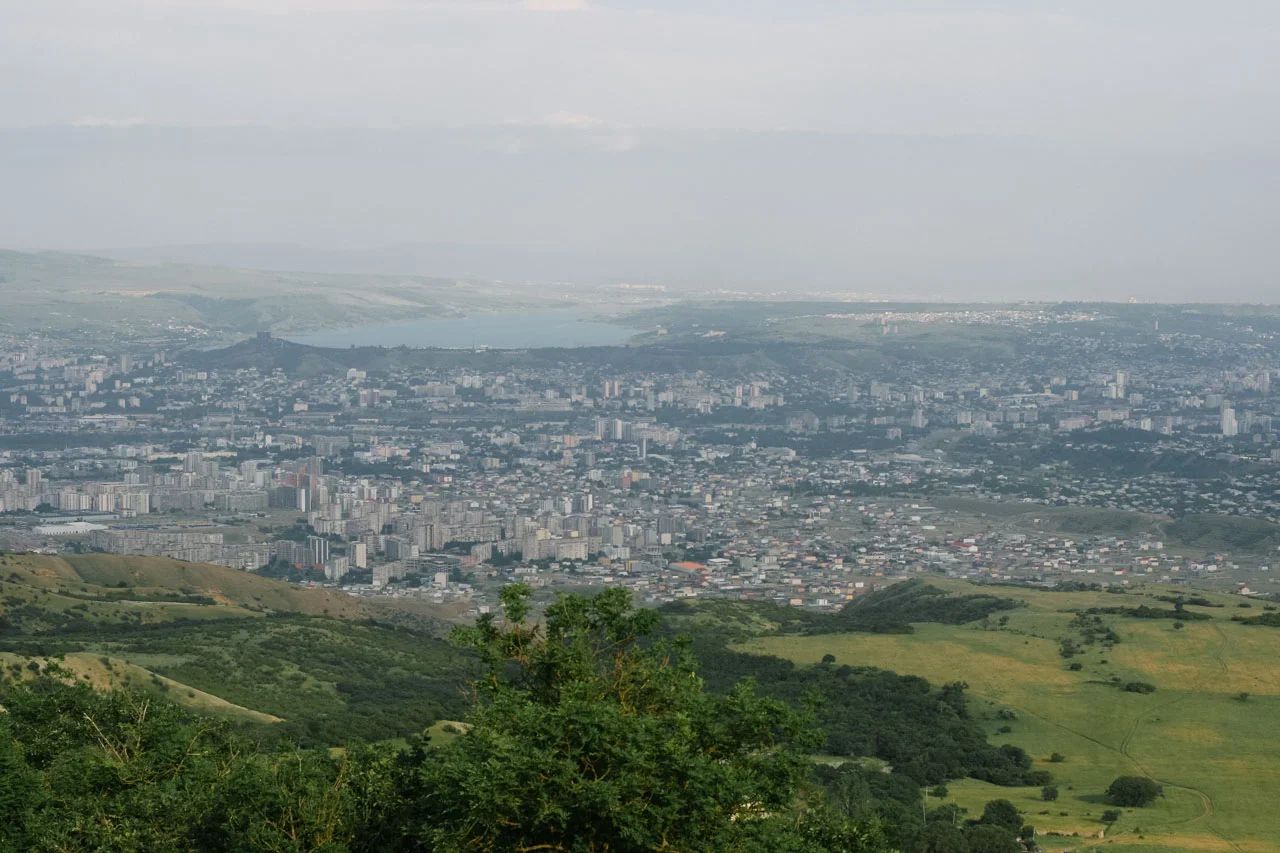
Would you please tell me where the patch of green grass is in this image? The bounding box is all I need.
[738,582,1280,851]
[0,553,475,746]
[0,651,281,724]
[3,616,476,746]
[425,720,470,747]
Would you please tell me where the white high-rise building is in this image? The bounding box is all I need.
[1221,405,1238,437]
[308,534,330,567]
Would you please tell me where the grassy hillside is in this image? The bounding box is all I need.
[0,552,473,744]
[0,249,555,335]
[1163,515,1280,554]
[738,579,1280,852]
[8,551,1278,848]
[0,651,281,724]
[0,552,450,632]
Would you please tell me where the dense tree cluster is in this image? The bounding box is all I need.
[1087,605,1210,622]
[0,669,383,851]
[1,586,1058,851]
[676,632,1047,786]
[1106,776,1163,807]
[1,587,896,852]
[826,580,1023,634]
[815,766,1033,852]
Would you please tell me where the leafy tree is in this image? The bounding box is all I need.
[1122,681,1157,694]
[920,821,970,852]
[979,798,1022,832]
[813,763,926,853]
[0,732,40,851]
[1,580,1064,852]
[1106,776,1163,807]
[965,824,1020,853]
[1041,785,1059,801]
[927,803,966,825]
[0,668,367,851]
[1100,808,1122,823]
[392,584,891,852]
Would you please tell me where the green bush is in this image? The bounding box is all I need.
[1122,681,1157,694]
[1106,776,1163,807]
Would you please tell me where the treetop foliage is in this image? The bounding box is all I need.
[828,580,1022,634]
[421,583,887,852]
[0,585,1060,851]
[1,587,895,852]
[1106,775,1163,808]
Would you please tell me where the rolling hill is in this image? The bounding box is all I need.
[0,552,474,743]
[0,249,556,336]
[735,579,1280,852]
[0,551,456,631]
[7,551,1279,849]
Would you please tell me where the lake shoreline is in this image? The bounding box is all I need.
[282,307,644,349]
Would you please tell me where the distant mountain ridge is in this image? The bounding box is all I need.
[0,248,559,336]
[93,241,592,283]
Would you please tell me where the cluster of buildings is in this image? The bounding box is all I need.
[3,308,1280,612]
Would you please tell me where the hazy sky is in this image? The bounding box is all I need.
[3,1,1279,299]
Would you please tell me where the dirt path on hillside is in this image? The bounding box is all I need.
[1009,692,1243,853]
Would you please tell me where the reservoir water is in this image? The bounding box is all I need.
[285,308,642,349]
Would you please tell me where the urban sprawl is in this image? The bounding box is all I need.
[4,308,1280,615]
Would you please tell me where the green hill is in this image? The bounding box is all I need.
[737,579,1280,852]
[0,650,281,724]
[8,554,1279,849]
[0,552,473,744]
[0,248,552,335]
[0,552,454,631]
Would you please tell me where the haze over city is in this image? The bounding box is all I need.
[4,0,1278,300]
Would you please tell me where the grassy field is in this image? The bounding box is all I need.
[1,650,282,723]
[424,719,470,747]
[738,580,1280,852]
[0,552,474,744]
[0,552,455,631]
